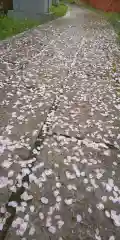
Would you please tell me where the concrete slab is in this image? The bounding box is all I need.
[5,135,120,239]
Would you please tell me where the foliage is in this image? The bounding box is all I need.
[66,0,75,3]
[0,17,40,40]
[50,2,68,17]
[60,0,75,3]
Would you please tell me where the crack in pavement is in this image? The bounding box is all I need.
[0,79,119,238]
[0,93,62,240]
[48,132,120,151]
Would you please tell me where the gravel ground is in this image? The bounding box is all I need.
[0,5,120,240]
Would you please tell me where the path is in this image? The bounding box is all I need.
[0,4,120,240]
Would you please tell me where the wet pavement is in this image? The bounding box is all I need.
[0,4,120,240]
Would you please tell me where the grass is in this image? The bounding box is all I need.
[0,2,68,40]
[112,62,117,73]
[103,12,120,42]
[0,16,40,40]
[50,2,68,17]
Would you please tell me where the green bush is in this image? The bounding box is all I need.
[60,0,75,3]
[50,2,68,17]
[67,0,75,3]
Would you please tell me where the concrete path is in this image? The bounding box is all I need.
[0,4,120,240]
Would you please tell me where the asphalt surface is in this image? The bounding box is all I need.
[0,4,120,240]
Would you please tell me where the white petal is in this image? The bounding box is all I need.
[109,236,115,240]
[77,214,82,223]
[64,198,73,205]
[29,226,35,236]
[30,205,35,213]
[48,226,56,234]
[41,197,48,204]
[39,212,44,220]
[8,201,18,208]
[57,220,64,229]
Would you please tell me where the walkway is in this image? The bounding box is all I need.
[0,5,120,240]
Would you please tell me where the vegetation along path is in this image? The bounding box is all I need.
[0,4,120,240]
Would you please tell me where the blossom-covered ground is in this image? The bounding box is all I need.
[0,5,120,240]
